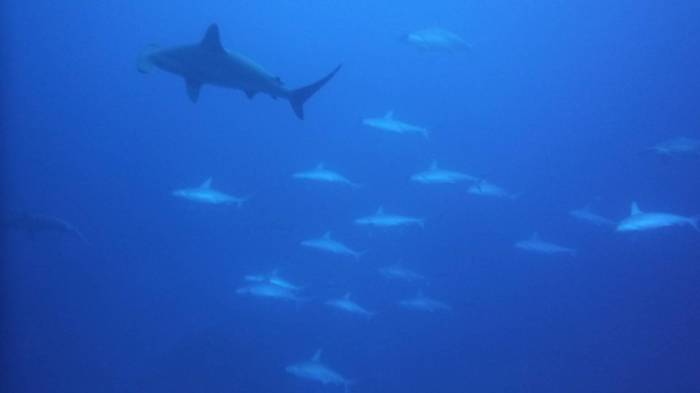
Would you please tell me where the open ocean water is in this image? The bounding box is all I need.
[2,1,700,392]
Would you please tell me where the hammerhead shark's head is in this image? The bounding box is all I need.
[4,212,88,243]
[139,24,341,119]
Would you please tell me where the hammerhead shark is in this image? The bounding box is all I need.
[139,24,341,119]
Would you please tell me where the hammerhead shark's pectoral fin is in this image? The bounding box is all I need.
[185,78,202,102]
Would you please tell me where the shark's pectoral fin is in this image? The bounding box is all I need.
[185,78,202,102]
[244,90,257,99]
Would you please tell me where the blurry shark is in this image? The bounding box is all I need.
[354,207,424,228]
[172,178,248,206]
[400,28,472,52]
[244,269,302,291]
[515,233,576,256]
[362,111,429,138]
[3,212,88,243]
[325,293,375,318]
[569,205,616,228]
[399,291,451,312]
[646,137,700,157]
[292,163,360,188]
[378,264,425,282]
[468,180,518,200]
[616,202,699,233]
[286,349,352,392]
[410,161,478,184]
[138,24,341,119]
[236,283,304,303]
[301,232,363,260]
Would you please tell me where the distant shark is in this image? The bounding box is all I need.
[354,207,424,228]
[569,205,616,228]
[139,24,341,119]
[378,264,425,282]
[646,137,700,157]
[3,212,88,243]
[236,283,305,303]
[301,232,363,260]
[400,28,472,52]
[616,202,699,233]
[515,233,576,256]
[172,178,249,206]
[286,349,352,392]
[398,291,451,312]
[292,163,360,188]
[468,180,518,200]
[410,161,478,184]
[325,293,375,318]
[362,111,429,138]
[244,269,302,292]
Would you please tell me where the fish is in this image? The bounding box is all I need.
[400,27,472,52]
[301,232,363,260]
[646,137,700,157]
[236,283,304,303]
[138,24,341,119]
[325,293,375,318]
[362,111,429,138]
[468,180,518,200]
[292,163,360,188]
[172,178,248,206]
[616,202,699,233]
[569,205,616,228]
[244,269,302,291]
[378,264,425,282]
[398,291,451,312]
[3,212,88,243]
[286,349,352,392]
[354,207,424,228]
[410,161,479,184]
[515,233,576,256]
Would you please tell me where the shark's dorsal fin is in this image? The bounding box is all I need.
[531,232,540,241]
[430,161,438,170]
[312,349,322,362]
[376,206,384,215]
[343,293,351,300]
[630,202,642,215]
[200,178,212,189]
[185,78,202,102]
[322,231,331,239]
[385,110,394,119]
[316,162,325,170]
[200,24,224,52]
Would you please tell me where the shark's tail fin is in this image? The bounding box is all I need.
[137,44,159,74]
[288,65,341,119]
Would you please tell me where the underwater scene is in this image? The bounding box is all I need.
[2,1,700,392]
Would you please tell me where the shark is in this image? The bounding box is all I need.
[301,232,363,260]
[647,137,700,157]
[468,180,519,200]
[292,163,360,188]
[362,111,429,138]
[569,205,616,228]
[244,269,302,292]
[378,264,425,282]
[399,291,451,312]
[236,283,304,303]
[172,178,248,206]
[138,24,341,119]
[410,161,479,184]
[400,27,472,52]
[515,233,576,256]
[286,349,352,392]
[325,293,375,318]
[354,207,424,228]
[616,202,699,233]
[3,212,88,243]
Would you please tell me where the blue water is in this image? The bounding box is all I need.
[2,1,700,392]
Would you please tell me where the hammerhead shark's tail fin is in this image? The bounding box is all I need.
[289,65,342,120]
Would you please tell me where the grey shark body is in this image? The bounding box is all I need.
[172,178,248,206]
[4,212,88,243]
[569,206,616,228]
[354,207,424,228]
[362,111,429,138]
[325,293,375,318]
[139,24,341,119]
[617,202,699,233]
[292,163,360,188]
[411,161,478,184]
[399,292,451,312]
[286,349,352,392]
[468,180,518,200]
[401,28,472,52]
[301,232,363,260]
[379,264,425,282]
[515,233,576,256]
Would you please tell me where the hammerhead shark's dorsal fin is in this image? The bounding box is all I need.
[200,24,224,52]
[430,161,438,170]
[630,202,642,216]
[200,177,213,189]
[531,232,540,241]
[384,110,394,119]
[185,78,202,102]
[322,231,331,239]
[312,349,322,362]
[376,206,384,215]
